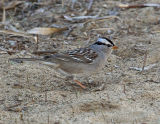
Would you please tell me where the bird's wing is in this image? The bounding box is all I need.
[43,47,98,64]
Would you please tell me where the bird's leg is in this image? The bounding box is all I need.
[74,80,86,89]
[57,68,86,89]
[65,76,86,89]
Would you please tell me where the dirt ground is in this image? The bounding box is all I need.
[0,0,160,124]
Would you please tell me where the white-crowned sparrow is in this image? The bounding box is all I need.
[10,37,118,89]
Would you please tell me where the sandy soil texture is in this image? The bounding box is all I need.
[0,0,160,124]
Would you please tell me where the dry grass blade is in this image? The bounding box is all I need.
[88,0,94,10]
[129,63,157,71]
[92,28,114,31]
[83,16,122,25]
[64,10,101,22]
[0,51,7,54]
[32,50,57,55]
[118,3,160,8]
[0,1,23,10]
[0,30,34,39]
[5,103,22,112]
[71,0,77,9]
[64,15,98,22]
[64,14,121,23]
[95,16,122,22]
[27,27,68,35]
[5,103,21,109]
[2,8,6,23]
[33,1,52,6]
[152,30,160,33]
[142,50,148,71]
[0,51,16,55]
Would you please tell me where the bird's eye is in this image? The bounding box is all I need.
[94,42,106,45]
[44,55,51,59]
[106,44,112,47]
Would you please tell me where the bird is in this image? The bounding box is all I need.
[9,37,118,89]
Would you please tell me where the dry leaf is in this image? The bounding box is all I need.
[27,27,68,35]
[0,1,23,10]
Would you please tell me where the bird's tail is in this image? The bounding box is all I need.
[9,58,43,63]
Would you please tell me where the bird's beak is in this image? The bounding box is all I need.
[112,46,118,50]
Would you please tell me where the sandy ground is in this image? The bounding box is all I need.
[0,0,160,124]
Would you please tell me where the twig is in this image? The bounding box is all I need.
[61,0,64,8]
[129,63,157,71]
[0,51,8,54]
[35,35,39,50]
[92,28,114,31]
[64,10,101,22]
[94,16,121,22]
[5,103,21,110]
[142,50,148,71]
[48,114,50,124]
[64,25,76,37]
[2,8,6,23]
[88,0,94,10]
[20,113,23,120]
[45,91,47,102]
[118,3,160,8]
[64,15,99,22]
[32,50,57,55]
[0,30,34,39]
[152,30,160,33]
[123,84,126,94]
[71,0,76,9]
